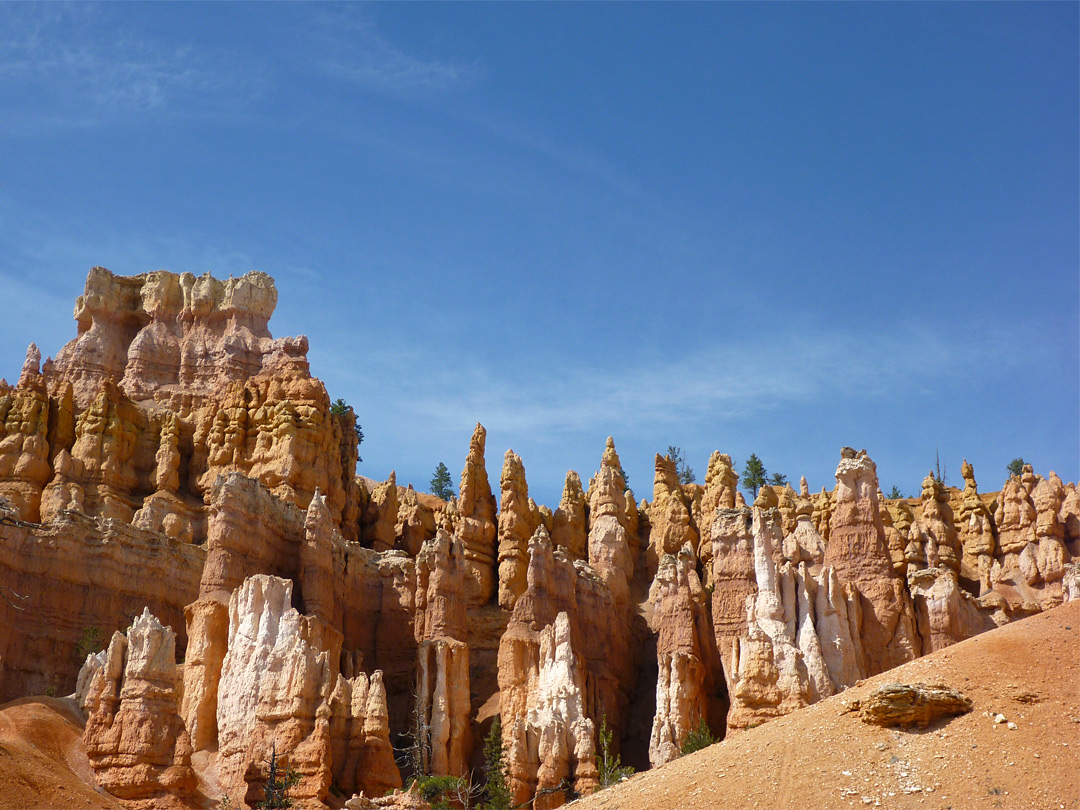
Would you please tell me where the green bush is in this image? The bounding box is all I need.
[597,714,633,787]
[679,718,716,755]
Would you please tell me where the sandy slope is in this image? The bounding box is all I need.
[0,695,121,809]
[572,601,1080,810]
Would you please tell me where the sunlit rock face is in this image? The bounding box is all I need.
[648,544,721,767]
[455,422,498,606]
[82,609,197,809]
[414,529,472,777]
[2,267,1078,806]
[825,448,921,676]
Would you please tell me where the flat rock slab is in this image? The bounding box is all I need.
[855,682,973,728]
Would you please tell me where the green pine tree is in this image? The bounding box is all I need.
[481,716,512,810]
[430,462,455,500]
[741,453,768,498]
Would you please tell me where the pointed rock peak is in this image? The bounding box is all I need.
[470,423,487,455]
[602,436,621,470]
[800,476,809,497]
[387,470,396,486]
[961,459,977,490]
[561,470,584,502]
[17,343,42,387]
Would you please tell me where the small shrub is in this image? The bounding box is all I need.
[258,743,300,809]
[409,774,464,809]
[597,714,633,787]
[75,625,103,664]
[679,718,716,756]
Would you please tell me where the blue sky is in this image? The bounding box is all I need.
[1,2,1076,507]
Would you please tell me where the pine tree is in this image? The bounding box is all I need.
[741,454,767,498]
[1007,457,1025,478]
[481,716,512,810]
[666,446,696,484]
[259,742,299,809]
[430,462,454,500]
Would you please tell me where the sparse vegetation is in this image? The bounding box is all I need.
[1007,457,1025,477]
[768,472,788,487]
[75,625,103,664]
[679,717,716,756]
[666,445,696,484]
[257,742,300,809]
[430,462,455,500]
[330,398,364,462]
[741,453,768,498]
[596,714,634,788]
[932,448,947,486]
[886,485,906,500]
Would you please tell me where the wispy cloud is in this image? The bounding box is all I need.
[0,4,262,132]
[320,323,1018,439]
[306,9,479,95]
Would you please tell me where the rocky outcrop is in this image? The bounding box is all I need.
[396,486,437,557]
[498,450,537,611]
[648,544,720,767]
[362,472,399,552]
[498,527,630,808]
[709,506,756,684]
[907,473,961,573]
[854,682,973,728]
[551,470,587,561]
[908,567,997,653]
[456,423,497,606]
[414,530,471,777]
[0,351,51,521]
[330,666,402,799]
[216,575,337,808]
[46,268,303,409]
[824,449,920,675]
[0,510,203,701]
[586,438,634,606]
[82,609,197,808]
[644,454,699,580]
[726,510,823,729]
[956,460,995,592]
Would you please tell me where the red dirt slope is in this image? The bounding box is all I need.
[572,600,1080,810]
[0,695,121,809]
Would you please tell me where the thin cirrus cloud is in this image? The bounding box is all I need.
[0,6,260,132]
[326,324,1015,439]
[305,9,480,95]
[0,5,472,134]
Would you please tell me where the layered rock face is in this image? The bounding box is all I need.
[498,450,538,610]
[216,575,399,808]
[643,454,699,581]
[455,423,498,606]
[648,544,721,767]
[82,609,197,808]
[824,449,921,675]
[498,526,631,808]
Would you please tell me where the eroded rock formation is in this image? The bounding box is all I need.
[82,609,197,808]
[0,267,1075,810]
